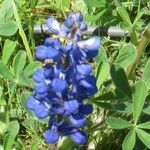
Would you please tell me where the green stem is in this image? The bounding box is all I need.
[11,0,33,63]
[126,23,150,79]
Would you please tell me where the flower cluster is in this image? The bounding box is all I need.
[26,12,101,144]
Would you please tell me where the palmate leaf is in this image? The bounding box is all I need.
[106,116,132,129]
[132,81,148,124]
[136,129,150,149]
[110,64,132,98]
[122,129,136,150]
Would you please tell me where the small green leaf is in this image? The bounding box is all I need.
[83,0,101,8]
[117,7,132,27]
[0,21,18,36]
[93,89,125,101]
[13,50,26,78]
[138,121,150,129]
[106,116,132,129]
[3,133,15,150]
[136,129,150,149]
[110,64,132,98]
[0,61,14,81]
[24,61,42,77]
[143,59,150,88]
[57,137,78,150]
[96,62,109,89]
[2,39,17,65]
[132,81,148,124]
[143,105,150,115]
[122,129,136,150]
[18,71,35,87]
[6,121,19,137]
[115,44,136,68]
[95,47,108,63]
[30,140,39,150]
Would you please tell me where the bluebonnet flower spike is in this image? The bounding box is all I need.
[26,11,101,145]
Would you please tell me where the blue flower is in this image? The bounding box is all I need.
[27,11,101,145]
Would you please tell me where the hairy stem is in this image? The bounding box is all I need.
[126,23,150,79]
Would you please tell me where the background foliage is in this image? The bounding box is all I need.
[0,0,150,149]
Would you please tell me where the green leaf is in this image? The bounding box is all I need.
[30,140,39,150]
[96,62,109,89]
[83,0,101,8]
[93,101,113,109]
[2,39,17,65]
[93,89,125,101]
[0,0,14,23]
[113,102,133,114]
[110,64,132,98]
[115,44,136,68]
[94,47,108,63]
[136,129,150,149]
[18,71,35,87]
[138,121,150,129]
[143,59,150,88]
[57,137,78,150]
[132,81,148,124]
[0,21,18,36]
[0,61,14,81]
[13,50,26,78]
[143,105,150,115]
[24,61,42,77]
[106,116,132,129]
[117,6,132,27]
[122,129,136,150]
[3,133,15,150]
[3,121,19,150]
[6,121,19,137]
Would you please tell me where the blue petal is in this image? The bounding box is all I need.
[34,92,48,100]
[77,36,100,50]
[64,17,73,29]
[32,68,45,83]
[71,131,87,144]
[51,103,65,114]
[35,45,60,61]
[80,22,87,31]
[70,113,86,127]
[26,96,38,110]
[34,82,48,94]
[74,12,83,25]
[76,64,92,76]
[46,16,61,34]
[64,99,79,115]
[44,64,54,79]
[44,37,62,48]
[79,104,93,115]
[35,45,48,60]
[80,75,96,88]
[51,78,67,93]
[34,102,49,118]
[44,129,59,144]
